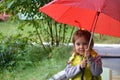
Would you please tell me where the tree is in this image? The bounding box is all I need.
[0,0,75,52]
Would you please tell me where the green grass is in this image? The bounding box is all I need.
[0,60,66,80]
[0,21,18,35]
[0,21,35,36]
[94,34,120,44]
[0,46,72,80]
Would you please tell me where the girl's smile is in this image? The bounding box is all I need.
[75,36,88,55]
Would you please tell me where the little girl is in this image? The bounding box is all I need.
[65,29,103,80]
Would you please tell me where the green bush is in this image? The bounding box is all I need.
[0,33,52,70]
[0,33,33,69]
[0,44,73,80]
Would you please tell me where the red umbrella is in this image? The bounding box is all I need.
[39,0,120,38]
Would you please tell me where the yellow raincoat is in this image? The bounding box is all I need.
[68,50,101,80]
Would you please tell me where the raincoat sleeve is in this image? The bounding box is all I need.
[88,55,103,76]
[65,63,81,78]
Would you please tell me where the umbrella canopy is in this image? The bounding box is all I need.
[39,0,120,38]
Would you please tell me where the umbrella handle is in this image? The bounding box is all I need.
[88,32,94,50]
[88,12,100,50]
[81,68,85,80]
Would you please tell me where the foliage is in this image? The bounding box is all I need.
[0,38,68,79]
[0,0,76,52]
[0,46,72,80]
[0,30,59,70]
[0,33,29,69]
[0,33,51,70]
[94,34,120,44]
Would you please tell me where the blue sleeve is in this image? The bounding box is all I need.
[88,55,103,76]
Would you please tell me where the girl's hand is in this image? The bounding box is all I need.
[80,59,87,69]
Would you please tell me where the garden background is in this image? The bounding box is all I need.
[0,0,120,80]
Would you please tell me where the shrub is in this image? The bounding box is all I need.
[0,34,30,69]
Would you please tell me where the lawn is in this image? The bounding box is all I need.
[0,21,35,36]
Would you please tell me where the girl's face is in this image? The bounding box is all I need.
[74,36,88,56]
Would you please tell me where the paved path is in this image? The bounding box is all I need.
[94,44,120,56]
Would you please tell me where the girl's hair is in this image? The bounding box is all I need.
[72,29,94,49]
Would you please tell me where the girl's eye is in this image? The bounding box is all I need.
[76,43,80,46]
[76,42,88,46]
[82,42,88,45]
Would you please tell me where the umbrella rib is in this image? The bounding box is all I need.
[57,6,72,21]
